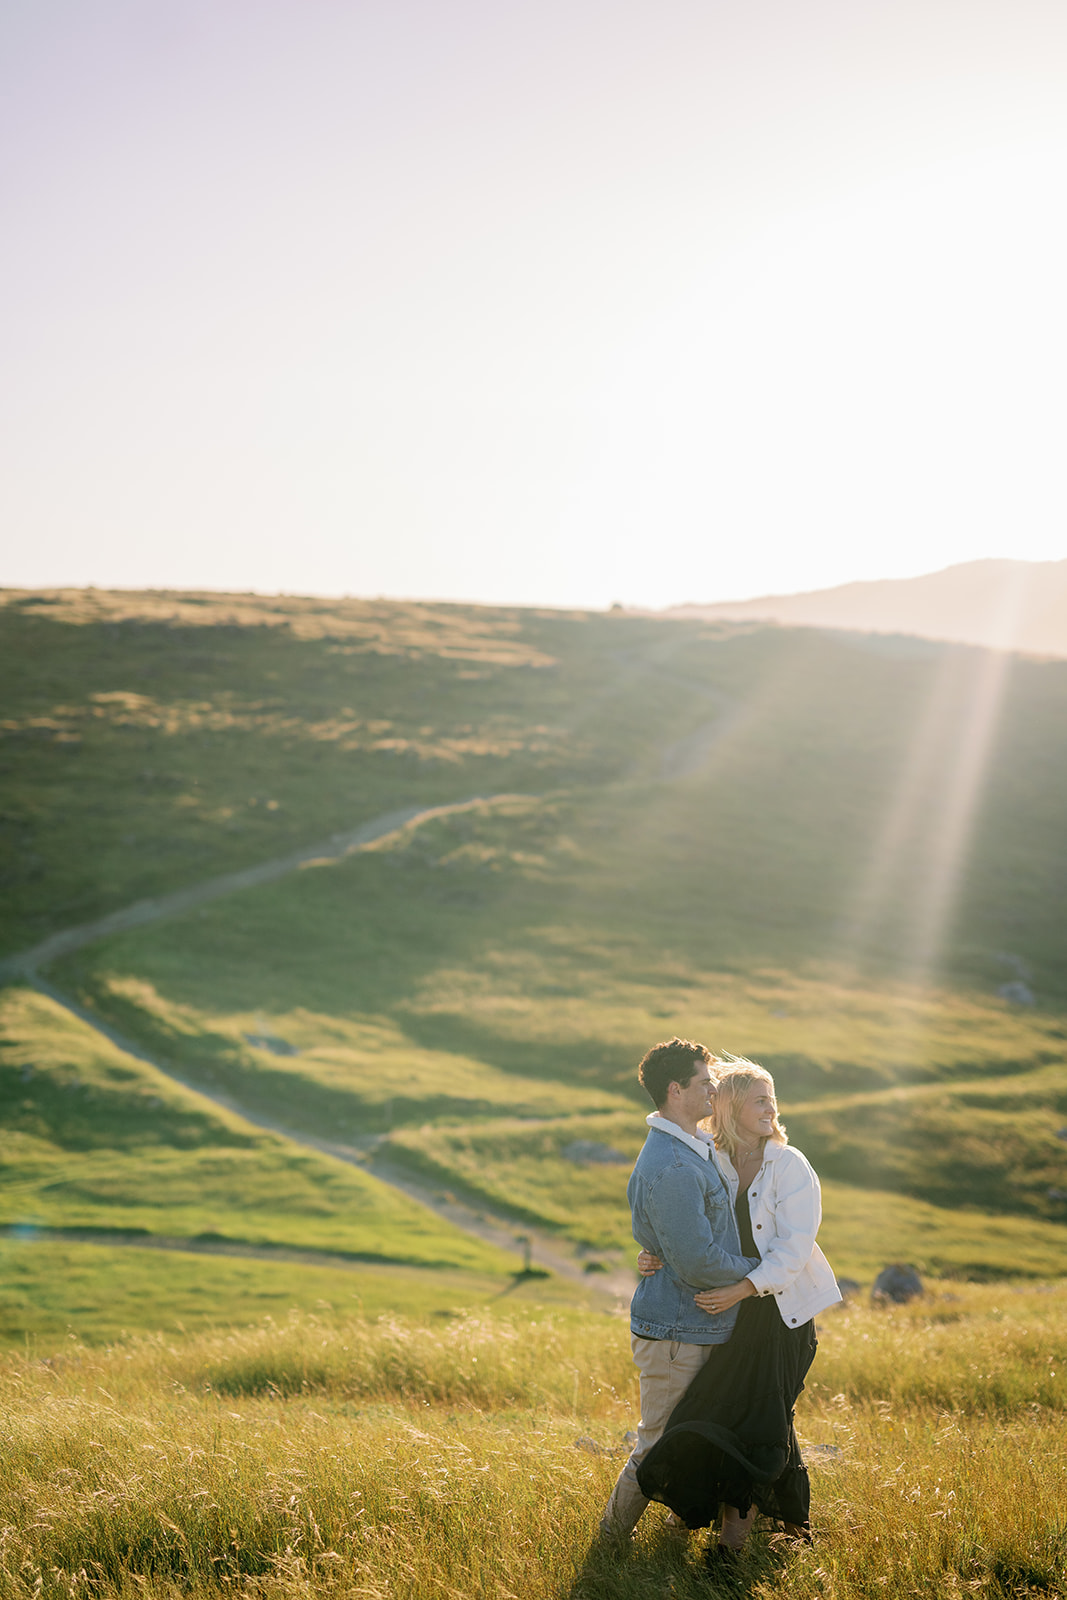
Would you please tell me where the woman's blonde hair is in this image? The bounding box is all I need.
[707,1059,787,1160]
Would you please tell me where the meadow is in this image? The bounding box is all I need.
[0,985,513,1276]
[2,1285,1066,1600]
[0,1236,588,1349]
[2,586,1067,1596]
[3,587,1067,1329]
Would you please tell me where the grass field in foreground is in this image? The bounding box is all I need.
[2,1285,1066,1600]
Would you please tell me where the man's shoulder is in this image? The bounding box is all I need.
[634,1125,681,1160]
[632,1127,710,1180]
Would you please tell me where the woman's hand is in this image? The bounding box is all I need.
[694,1278,756,1315]
[636,1249,663,1277]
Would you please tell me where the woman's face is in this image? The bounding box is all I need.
[736,1079,777,1145]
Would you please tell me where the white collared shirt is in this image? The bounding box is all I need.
[646,1112,716,1162]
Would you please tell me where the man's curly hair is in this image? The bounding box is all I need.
[637,1037,716,1109]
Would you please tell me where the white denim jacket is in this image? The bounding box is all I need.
[717,1142,842,1328]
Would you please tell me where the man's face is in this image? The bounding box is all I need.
[673,1062,717,1125]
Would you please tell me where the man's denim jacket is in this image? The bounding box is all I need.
[629,1125,760,1344]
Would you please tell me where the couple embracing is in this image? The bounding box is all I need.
[600,1037,841,1567]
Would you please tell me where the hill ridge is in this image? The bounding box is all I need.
[661,556,1067,657]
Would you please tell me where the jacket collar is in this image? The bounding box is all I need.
[646,1112,715,1161]
[717,1139,787,1177]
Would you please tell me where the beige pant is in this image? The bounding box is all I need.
[600,1334,713,1536]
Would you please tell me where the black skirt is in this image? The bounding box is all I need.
[636,1272,817,1529]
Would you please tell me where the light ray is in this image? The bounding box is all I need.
[837,648,965,957]
[907,581,1027,977]
[840,571,1030,986]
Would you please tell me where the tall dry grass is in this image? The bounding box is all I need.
[2,1288,1066,1599]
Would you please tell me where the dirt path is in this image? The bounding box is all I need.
[643,668,745,781]
[20,973,633,1299]
[3,786,636,1301]
[0,795,525,980]
[0,1218,626,1297]
[2,661,738,979]
[0,1222,451,1274]
[2,671,734,1302]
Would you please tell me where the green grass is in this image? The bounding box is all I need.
[787,1062,1067,1221]
[814,1179,1067,1284]
[0,1239,593,1351]
[45,800,1067,1109]
[4,588,1067,1333]
[44,810,1067,1254]
[0,987,518,1276]
[0,591,710,956]
[14,937,1064,1283]
[7,589,1067,997]
[2,1287,1067,1599]
[379,1118,1067,1282]
[4,589,1067,1600]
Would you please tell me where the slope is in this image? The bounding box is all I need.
[663,556,1067,657]
[3,590,1067,1314]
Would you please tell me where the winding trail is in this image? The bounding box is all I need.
[0,796,519,980]
[1,793,637,1300]
[23,968,634,1297]
[2,674,744,1304]
[645,668,748,782]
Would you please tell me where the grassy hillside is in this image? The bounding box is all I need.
[378,1123,1067,1282]
[5,588,1067,991]
[3,587,1067,1337]
[3,1286,1066,1600]
[0,985,515,1274]
[0,590,708,955]
[41,787,1067,1259]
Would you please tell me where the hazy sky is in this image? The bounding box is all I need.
[3,0,1067,609]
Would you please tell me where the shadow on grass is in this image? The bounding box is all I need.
[490,1267,553,1302]
[563,1524,796,1599]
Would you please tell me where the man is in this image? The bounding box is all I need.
[599,1037,759,1540]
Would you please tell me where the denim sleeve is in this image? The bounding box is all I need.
[644,1164,760,1289]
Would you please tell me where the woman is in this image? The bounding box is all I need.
[634,1060,841,1562]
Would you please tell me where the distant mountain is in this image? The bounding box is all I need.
[664,558,1067,657]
